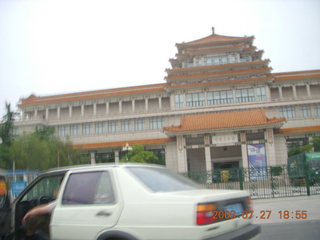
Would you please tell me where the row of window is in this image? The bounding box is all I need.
[280,105,320,119]
[58,118,165,137]
[175,87,266,108]
[183,54,250,68]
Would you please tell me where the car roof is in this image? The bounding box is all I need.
[43,163,165,174]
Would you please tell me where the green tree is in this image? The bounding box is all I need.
[120,144,159,164]
[288,137,320,157]
[0,103,16,168]
[8,128,88,170]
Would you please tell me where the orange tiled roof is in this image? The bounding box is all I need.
[275,126,320,134]
[164,109,285,133]
[273,74,320,82]
[73,138,174,150]
[19,83,167,107]
[177,34,253,47]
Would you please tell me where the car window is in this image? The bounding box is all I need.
[22,174,64,201]
[62,171,115,205]
[127,167,202,192]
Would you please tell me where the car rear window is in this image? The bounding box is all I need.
[127,166,201,192]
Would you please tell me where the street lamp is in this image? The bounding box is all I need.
[122,143,132,163]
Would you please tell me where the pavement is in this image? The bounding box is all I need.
[252,195,320,224]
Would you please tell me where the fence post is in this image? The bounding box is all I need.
[304,162,311,196]
[239,168,244,190]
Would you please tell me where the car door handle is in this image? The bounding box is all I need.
[96,210,112,216]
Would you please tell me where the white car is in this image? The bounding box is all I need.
[6,164,260,240]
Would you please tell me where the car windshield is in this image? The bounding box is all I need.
[127,166,202,192]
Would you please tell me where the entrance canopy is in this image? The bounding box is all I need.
[164,109,285,135]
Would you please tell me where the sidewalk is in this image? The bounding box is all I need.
[252,195,320,224]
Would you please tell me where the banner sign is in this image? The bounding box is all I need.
[12,181,27,196]
[247,144,267,180]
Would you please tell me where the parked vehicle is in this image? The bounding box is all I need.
[0,174,11,240]
[288,152,320,185]
[4,164,260,240]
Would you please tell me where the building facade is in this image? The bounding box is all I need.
[15,28,320,173]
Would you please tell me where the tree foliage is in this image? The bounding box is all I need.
[8,127,88,170]
[288,137,320,157]
[120,144,159,164]
[0,103,16,168]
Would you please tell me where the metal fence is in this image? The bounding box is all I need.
[183,163,320,199]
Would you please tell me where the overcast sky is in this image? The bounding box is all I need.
[0,0,320,117]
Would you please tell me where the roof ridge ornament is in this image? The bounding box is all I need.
[211,26,215,35]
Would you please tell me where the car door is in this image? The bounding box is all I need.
[51,170,123,240]
[11,171,66,240]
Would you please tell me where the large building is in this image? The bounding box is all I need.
[15,28,320,173]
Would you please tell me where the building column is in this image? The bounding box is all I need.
[240,132,249,169]
[292,85,297,98]
[308,136,315,152]
[158,97,162,109]
[93,103,97,116]
[90,151,96,165]
[145,98,149,111]
[265,129,276,166]
[204,135,212,172]
[114,150,119,164]
[265,86,271,102]
[132,99,135,113]
[119,101,122,113]
[81,104,84,117]
[170,94,175,110]
[69,106,72,118]
[57,107,60,119]
[278,86,283,99]
[34,109,38,119]
[45,108,49,120]
[106,102,109,115]
[176,135,188,172]
[306,84,311,97]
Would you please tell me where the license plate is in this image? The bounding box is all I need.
[225,203,243,216]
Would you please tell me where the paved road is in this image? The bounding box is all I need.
[252,195,320,240]
[252,195,320,224]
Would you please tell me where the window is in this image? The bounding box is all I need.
[205,55,229,66]
[121,120,131,132]
[301,105,311,118]
[95,122,105,134]
[58,125,68,137]
[315,105,320,116]
[195,57,202,66]
[22,174,65,202]
[128,167,200,192]
[62,171,115,205]
[280,106,296,119]
[175,94,184,109]
[150,118,164,130]
[231,54,238,63]
[108,121,117,133]
[70,124,79,136]
[184,59,194,68]
[208,90,233,105]
[256,87,267,101]
[135,119,145,131]
[236,88,255,103]
[186,93,205,107]
[240,55,250,62]
[82,123,91,135]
